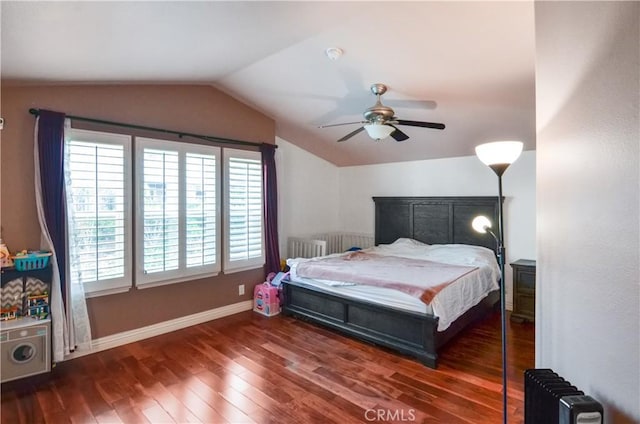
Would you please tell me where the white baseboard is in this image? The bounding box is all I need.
[64,300,253,361]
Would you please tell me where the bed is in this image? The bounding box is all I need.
[281,196,501,368]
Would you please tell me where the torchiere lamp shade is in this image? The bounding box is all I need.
[475,141,523,176]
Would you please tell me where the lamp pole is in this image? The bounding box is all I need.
[492,166,508,424]
[474,141,523,424]
[471,208,507,424]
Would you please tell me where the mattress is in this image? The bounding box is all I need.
[287,238,500,331]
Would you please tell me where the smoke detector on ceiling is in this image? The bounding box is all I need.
[325,47,344,61]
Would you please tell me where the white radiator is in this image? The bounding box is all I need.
[287,237,327,258]
[312,232,375,254]
[286,232,374,258]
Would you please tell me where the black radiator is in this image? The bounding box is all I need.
[524,368,603,424]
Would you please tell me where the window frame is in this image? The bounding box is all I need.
[135,137,221,289]
[64,128,133,297]
[64,130,267,296]
[223,148,265,274]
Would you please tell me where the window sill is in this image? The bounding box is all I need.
[85,286,132,299]
[136,271,220,290]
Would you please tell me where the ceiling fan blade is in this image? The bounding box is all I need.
[396,119,445,130]
[319,121,365,128]
[338,126,365,142]
[389,125,409,142]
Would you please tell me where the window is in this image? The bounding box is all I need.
[136,138,220,287]
[223,148,264,273]
[65,129,132,295]
[64,130,262,295]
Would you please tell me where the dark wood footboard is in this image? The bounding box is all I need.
[282,196,502,368]
[282,279,499,368]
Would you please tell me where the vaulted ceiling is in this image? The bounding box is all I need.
[1,1,535,166]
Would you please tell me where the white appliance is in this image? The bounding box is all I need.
[1,318,51,383]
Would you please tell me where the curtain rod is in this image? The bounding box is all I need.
[28,108,276,149]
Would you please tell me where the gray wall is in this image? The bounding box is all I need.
[535,2,639,421]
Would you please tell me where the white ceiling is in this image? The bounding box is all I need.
[1,1,536,167]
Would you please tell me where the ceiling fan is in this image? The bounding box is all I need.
[319,83,445,142]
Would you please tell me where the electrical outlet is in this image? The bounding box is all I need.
[238,284,245,296]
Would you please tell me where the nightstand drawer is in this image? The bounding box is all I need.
[516,268,535,291]
[510,259,536,323]
[514,294,535,319]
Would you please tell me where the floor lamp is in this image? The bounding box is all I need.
[472,140,523,424]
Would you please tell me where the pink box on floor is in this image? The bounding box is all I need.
[253,283,280,317]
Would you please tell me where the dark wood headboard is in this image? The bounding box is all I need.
[373,196,500,253]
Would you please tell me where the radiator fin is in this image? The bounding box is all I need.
[287,238,327,259]
[525,368,585,424]
[311,232,375,254]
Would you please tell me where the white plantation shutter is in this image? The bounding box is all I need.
[224,149,264,273]
[141,148,180,274]
[185,153,217,268]
[136,138,220,287]
[67,131,267,293]
[65,130,132,295]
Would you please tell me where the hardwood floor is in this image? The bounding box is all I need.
[1,310,534,423]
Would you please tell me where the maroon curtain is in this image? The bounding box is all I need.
[36,110,67,303]
[260,144,281,275]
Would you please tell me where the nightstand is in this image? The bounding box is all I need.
[510,259,536,323]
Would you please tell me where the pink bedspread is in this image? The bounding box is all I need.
[295,251,478,304]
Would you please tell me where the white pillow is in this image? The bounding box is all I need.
[390,237,428,247]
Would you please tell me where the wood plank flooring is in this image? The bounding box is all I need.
[1,310,534,423]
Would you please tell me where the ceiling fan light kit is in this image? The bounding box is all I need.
[364,123,395,141]
[320,83,445,142]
